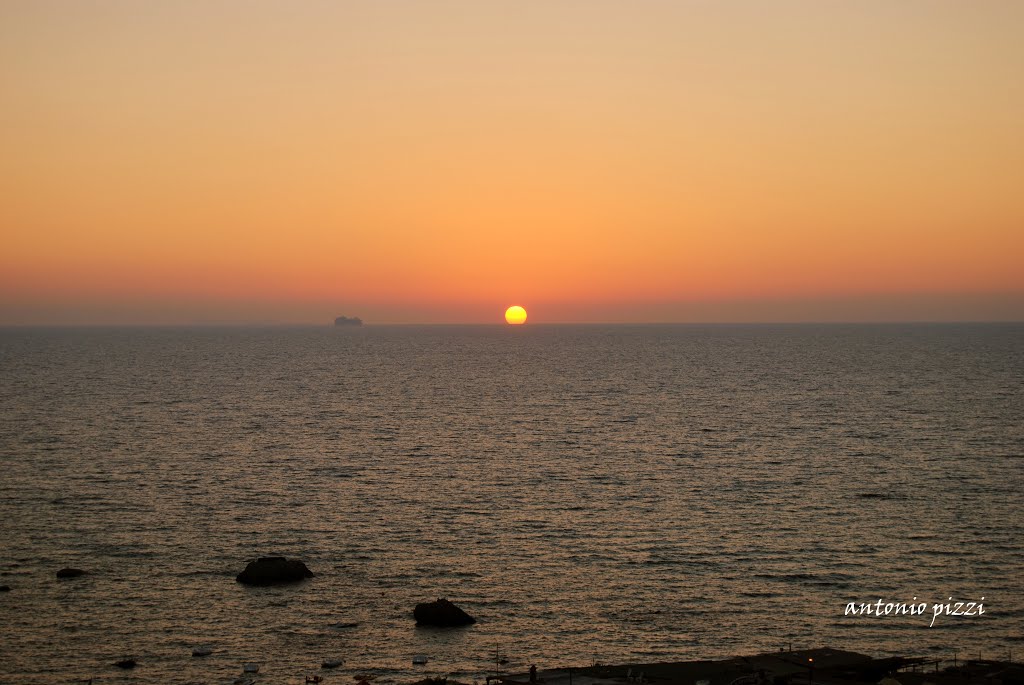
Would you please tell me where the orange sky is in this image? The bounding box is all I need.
[2,1,1023,324]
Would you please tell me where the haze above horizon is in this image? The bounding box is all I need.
[2,2,1023,325]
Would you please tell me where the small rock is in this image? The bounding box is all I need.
[413,597,476,627]
[115,659,137,669]
[56,568,87,579]
[236,556,314,586]
[0,585,10,592]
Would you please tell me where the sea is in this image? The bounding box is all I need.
[1,324,1022,684]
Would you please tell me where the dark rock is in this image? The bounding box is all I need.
[413,597,476,626]
[235,556,314,586]
[0,585,10,592]
[56,568,87,579]
[115,659,137,669]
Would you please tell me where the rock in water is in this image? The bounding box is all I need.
[413,598,476,626]
[236,556,314,585]
[0,585,11,592]
[56,568,87,578]
[115,659,137,669]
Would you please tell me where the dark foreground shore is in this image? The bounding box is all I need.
[488,648,1021,685]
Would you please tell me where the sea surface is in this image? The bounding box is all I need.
[1,324,1022,684]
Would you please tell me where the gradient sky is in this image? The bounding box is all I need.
[2,1,1023,324]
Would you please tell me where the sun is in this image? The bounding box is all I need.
[504,305,528,325]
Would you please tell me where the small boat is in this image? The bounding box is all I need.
[322,658,345,669]
[192,646,213,657]
[243,662,260,673]
[412,655,429,665]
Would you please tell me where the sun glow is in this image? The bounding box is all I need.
[504,305,527,325]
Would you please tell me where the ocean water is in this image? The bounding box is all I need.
[0,324,1022,684]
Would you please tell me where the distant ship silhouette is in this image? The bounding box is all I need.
[334,316,363,326]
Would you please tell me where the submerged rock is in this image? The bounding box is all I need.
[413,598,476,626]
[236,556,314,586]
[56,568,87,579]
[329,621,359,630]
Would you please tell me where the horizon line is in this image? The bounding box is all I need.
[2,319,1023,329]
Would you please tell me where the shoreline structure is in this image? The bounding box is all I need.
[484,648,1020,685]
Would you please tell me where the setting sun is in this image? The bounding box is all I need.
[504,306,528,325]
